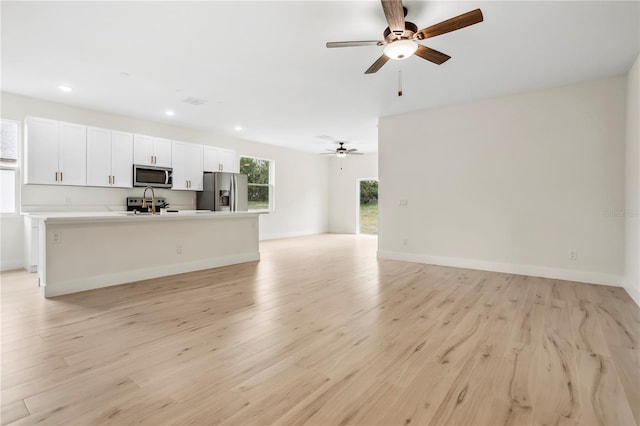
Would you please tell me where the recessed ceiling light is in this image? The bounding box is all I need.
[234,125,243,131]
[165,110,175,116]
[59,85,72,92]
[120,72,130,78]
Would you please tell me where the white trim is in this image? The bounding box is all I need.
[624,284,640,307]
[43,252,260,297]
[377,250,623,287]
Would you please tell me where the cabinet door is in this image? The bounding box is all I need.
[111,131,133,188]
[171,141,188,190]
[186,143,204,191]
[218,149,237,172]
[25,117,59,185]
[203,146,219,172]
[153,138,172,167]
[86,127,112,187]
[133,134,154,166]
[58,122,86,186]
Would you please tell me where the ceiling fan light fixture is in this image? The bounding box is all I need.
[383,39,418,60]
[336,151,347,158]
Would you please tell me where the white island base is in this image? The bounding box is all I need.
[30,211,260,297]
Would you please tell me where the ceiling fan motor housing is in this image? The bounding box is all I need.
[383,21,418,43]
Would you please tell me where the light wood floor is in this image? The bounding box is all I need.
[2,234,639,425]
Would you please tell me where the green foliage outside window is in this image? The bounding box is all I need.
[240,156,272,210]
[360,180,378,204]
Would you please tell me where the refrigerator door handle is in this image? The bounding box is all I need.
[232,175,237,212]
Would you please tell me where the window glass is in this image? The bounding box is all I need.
[1,120,18,162]
[239,156,273,211]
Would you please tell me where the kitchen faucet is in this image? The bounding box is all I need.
[141,186,156,214]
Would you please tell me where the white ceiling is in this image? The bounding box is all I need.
[2,1,639,153]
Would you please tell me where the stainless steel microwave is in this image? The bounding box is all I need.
[133,165,173,188]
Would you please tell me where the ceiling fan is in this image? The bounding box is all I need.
[326,0,483,74]
[321,142,363,158]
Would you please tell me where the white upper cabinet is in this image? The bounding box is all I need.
[86,127,112,187]
[134,135,171,167]
[153,138,172,167]
[87,127,133,188]
[186,143,204,190]
[25,117,58,185]
[25,117,86,186]
[203,146,237,173]
[218,149,237,172]
[172,141,203,191]
[133,134,153,165]
[203,146,219,172]
[110,131,134,188]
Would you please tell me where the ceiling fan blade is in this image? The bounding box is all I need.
[416,8,483,40]
[326,41,383,48]
[365,55,389,74]
[349,152,364,155]
[325,149,336,152]
[346,149,359,153]
[381,0,405,36]
[414,45,451,65]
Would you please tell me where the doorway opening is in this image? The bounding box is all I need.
[358,179,378,235]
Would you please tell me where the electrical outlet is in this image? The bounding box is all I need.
[177,244,183,254]
[52,232,61,244]
[568,249,577,261]
[399,199,408,207]
[403,238,408,247]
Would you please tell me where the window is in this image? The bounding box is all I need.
[239,156,273,211]
[0,119,19,214]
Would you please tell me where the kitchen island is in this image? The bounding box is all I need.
[28,211,260,297]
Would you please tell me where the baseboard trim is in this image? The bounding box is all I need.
[377,251,623,287]
[43,252,261,298]
[624,284,640,307]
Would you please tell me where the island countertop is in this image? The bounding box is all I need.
[25,210,260,223]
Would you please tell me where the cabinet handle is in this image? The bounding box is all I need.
[60,172,63,182]
[113,175,115,185]
[55,172,58,182]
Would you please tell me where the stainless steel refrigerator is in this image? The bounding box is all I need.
[197,172,248,212]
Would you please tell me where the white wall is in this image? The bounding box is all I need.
[625,54,640,305]
[0,216,24,270]
[378,76,627,286]
[328,154,378,234]
[0,92,329,269]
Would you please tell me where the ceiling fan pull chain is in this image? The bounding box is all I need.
[398,69,403,97]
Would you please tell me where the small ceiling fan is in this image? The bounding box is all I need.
[321,142,363,158]
[326,0,483,74]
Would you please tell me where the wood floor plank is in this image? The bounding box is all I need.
[0,401,29,426]
[1,234,638,425]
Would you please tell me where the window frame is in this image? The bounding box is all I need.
[0,119,21,216]
[239,155,274,213]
